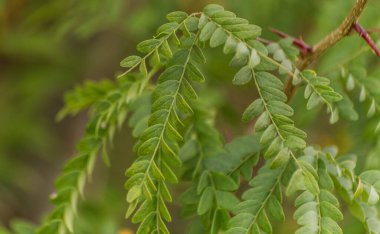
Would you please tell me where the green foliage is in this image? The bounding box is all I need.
[124,35,203,233]
[321,147,380,233]
[36,75,145,234]
[0,220,35,234]
[56,80,116,121]
[226,163,286,234]
[181,105,260,232]
[340,66,380,131]
[300,70,342,123]
[293,148,343,234]
[21,3,380,234]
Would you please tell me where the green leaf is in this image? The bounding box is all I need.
[249,49,261,68]
[181,79,198,100]
[306,92,321,110]
[158,196,172,222]
[127,185,142,203]
[210,28,228,48]
[138,137,160,156]
[267,101,294,116]
[223,36,238,54]
[346,74,355,90]
[279,59,292,75]
[255,112,271,131]
[181,23,191,37]
[257,211,272,233]
[132,201,154,223]
[360,170,380,186]
[235,42,250,58]
[125,200,138,219]
[204,135,261,177]
[198,14,208,29]
[359,85,367,101]
[215,191,239,210]
[320,201,343,221]
[160,182,173,202]
[232,65,253,85]
[260,124,277,145]
[197,187,214,215]
[192,45,206,64]
[273,49,286,62]
[264,137,282,159]
[151,161,165,180]
[161,162,178,183]
[229,164,285,234]
[294,165,343,234]
[286,169,304,196]
[270,148,290,169]
[120,55,142,68]
[215,17,248,26]
[186,62,205,83]
[256,72,284,91]
[197,172,209,193]
[366,186,380,205]
[157,22,179,36]
[136,212,155,234]
[211,10,236,19]
[301,70,342,117]
[227,24,261,40]
[284,135,306,149]
[166,11,188,23]
[242,99,264,122]
[184,17,199,32]
[137,39,161,53]
[165,122,182,141]
[212,173,238,191]
[368,98,377,117]
[199,21,217,42]
[176,94,193,114]
[303,169,319,195]
[203,4,224,16]
[268,196,285,221]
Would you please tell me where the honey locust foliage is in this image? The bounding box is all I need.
[30,3,380,234]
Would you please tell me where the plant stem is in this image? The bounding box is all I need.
[284,0,368,101]
[269,27,312,56]
[352,22,380,57]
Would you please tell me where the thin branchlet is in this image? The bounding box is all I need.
[284,0,369,100]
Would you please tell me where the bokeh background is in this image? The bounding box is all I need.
[1,0,380,233]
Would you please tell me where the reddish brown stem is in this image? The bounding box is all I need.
[284,0,368,101]
[269,28,313,56]
[353,22,380,57]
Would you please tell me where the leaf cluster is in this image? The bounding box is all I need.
[32,3,380,234]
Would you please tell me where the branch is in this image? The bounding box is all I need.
[284,0,368,100]
[353,22,380,57]
[269,27,312,56]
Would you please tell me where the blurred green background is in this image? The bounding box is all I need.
[0,0,380,233]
